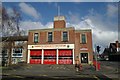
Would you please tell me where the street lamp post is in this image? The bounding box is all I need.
[95,45,98,71]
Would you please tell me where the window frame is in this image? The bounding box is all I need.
[12,48,23,57]
[62,31,69,42]
[48,32,53,42]
[1,48,8,57]
[80,33,87,44]
[33,33,39,43]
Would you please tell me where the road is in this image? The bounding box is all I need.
[99,61,119,79]
[1,61,119,80]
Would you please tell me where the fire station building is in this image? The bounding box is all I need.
[27,16,93,64]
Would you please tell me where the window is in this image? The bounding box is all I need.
[15,41,24,46]
[63,31,68,42]
[48,32,52,42]
[81,34,87,44]
[12,48,23,57]
[34,33,38,43]
[2,49,8,57]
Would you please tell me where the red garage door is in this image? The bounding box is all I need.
[58,59,72,64]
[59,49,72,56]
[58,49,73,64]
[30,59,41,64]
[30,50,42,56]
[44,49,56,64]
[30,50,42,64]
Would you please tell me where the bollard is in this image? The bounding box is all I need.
[79,64,82,71]
[97,62,100,70]
[93,61,100,71]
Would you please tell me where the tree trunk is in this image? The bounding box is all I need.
[8,41,13,66]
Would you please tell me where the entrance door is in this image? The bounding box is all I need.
[80,53,88,63]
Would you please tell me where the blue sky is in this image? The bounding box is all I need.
[2,2,118,53]
[3,2,117,24]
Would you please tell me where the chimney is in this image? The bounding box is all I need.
[54,16,66,28]
[116,41,119,52]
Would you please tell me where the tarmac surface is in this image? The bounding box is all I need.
[1,61,120,80]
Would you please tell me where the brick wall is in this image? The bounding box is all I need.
[28,28,75,45]
[54,20,66,28]
[75,30,93,63]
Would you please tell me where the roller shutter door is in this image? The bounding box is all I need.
[58,49,73,64]
[44,49,56,64]
[30,50,42,64]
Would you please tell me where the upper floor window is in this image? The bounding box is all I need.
[81,34,87,44]
[63,31,68,42]
[12,48,23,57]
[15,41,24,46]
[48,32,52,42]
[34,33,38,43]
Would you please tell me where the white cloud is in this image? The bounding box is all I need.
[67,18,118,53]
[93,29,118,47]
[67,8,118,53]
[84,8,118,32]
[20,21,43,30]
[19,3,40,20]
[68,11,81,24]
[20,21,53,35]
[6,8,14,17]
[107,4,118,18]
[93,30,118,52]
[45,22,53,28]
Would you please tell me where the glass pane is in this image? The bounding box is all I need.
[63,32,68,41]
[13,54,17,56]
[17,54,22,56]
[13,48,22,53]
[34,33,38,43]
[82,34,86,43]
[14,49,21,53]
[48,32,52,42]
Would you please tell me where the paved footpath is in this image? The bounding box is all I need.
[1,62,120,80]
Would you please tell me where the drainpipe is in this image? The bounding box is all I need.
[116,41,119,52]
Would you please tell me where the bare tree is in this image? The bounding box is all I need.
[1,7,22,37]
[1,6,24,66]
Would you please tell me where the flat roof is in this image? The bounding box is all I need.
[29,27,92,32]
[1,36,28,42]
[29,27,75,32]
[75,29,92,33]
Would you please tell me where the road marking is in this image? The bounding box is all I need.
[2,73,9,76]
[93,75,100,80]
[27,66,32,69]
[42,74,47,76]
[13,75,24,78]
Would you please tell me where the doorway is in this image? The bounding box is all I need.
[80,53,88,63]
